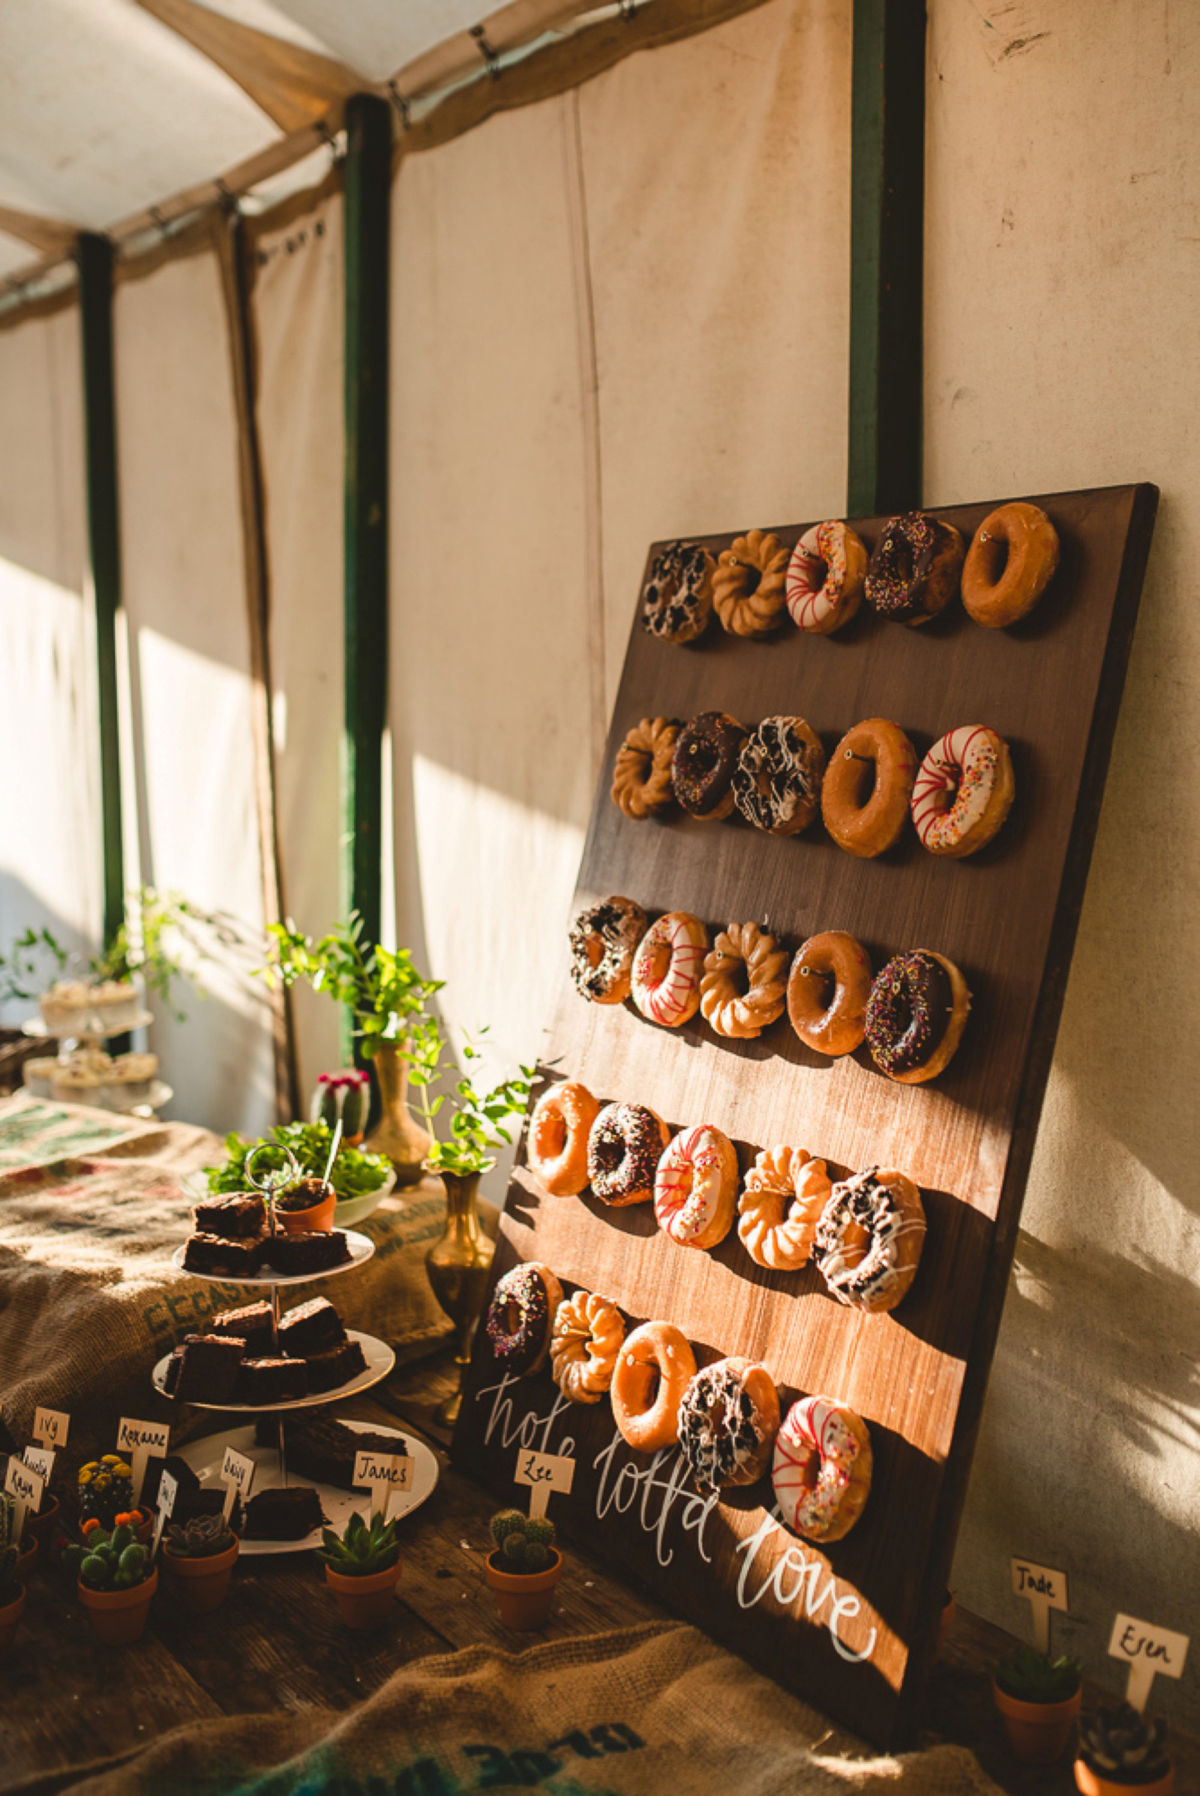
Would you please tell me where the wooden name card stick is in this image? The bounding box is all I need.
[515,1448,575,1521]
[152,1469,178,1556]
[4,1456,44,1546]
[32,1406,69,1449]
[1011,1557,1069,1653]
[354,1449,413,1521]
[220,1446,256,1521]
[1108,1613,1190,1713]
[116,1417,169,1507]
[23,1445,55,1485]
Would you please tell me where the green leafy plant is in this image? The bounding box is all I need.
[1078,1705,1170,1785]
[0,927,67,1004]
[993,1646,1082,1705]
[317,1510,401,1578]
[0,1543,21,1605]
[165,1513,235,1559]
[202,1121,391,1202]
[76,1456,136,1530]
[261,914,442,1060]
[406,1021,534,1177]
[62,1522,151,1591]
[489,1509,556,1573]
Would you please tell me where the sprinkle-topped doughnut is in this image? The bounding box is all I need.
[654,1123,738,1251]
[587,1102,670,1206]
[677,1357,781,1491]
[772,1396,873,1543]
[700,922,788,1040]
[865,512,965,626]
[631,910,708,1028]
[640,541,716,644]
[712,530,790,637]
[611,717,682,820]
[865,949,971,1083]
[911,726,1015,858]
[786,521,867,635]
[962,501,1059,629]
[731,717,825,836]
[737,1146,831,1272]
[485,1261,563,1374]
[569,896,647,1005]
[813,1167,925,1313]
[672,712,747,821]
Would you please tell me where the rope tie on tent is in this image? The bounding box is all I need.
[618,0,638,17]
[387,81,411,130]
[470,23,502,80]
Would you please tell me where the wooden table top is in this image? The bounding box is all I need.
[6,1346,1195,1795]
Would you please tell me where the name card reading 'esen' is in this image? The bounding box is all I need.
[515,1448,575,1518]
[1109,1613,1191,1712]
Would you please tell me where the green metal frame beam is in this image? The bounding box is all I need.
[77,232,126,949]
[848,0,927,517]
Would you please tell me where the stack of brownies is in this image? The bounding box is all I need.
[162,1294,367,1405]
[182,1191,352,1279]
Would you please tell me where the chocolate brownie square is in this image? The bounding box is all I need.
[261,1230,351,1276]
[235,1357,309,1405]
[243,1485,325,1541]
[209,1299,275,1356]
[191,1193,266,1238]
[142,1453,200,1512]
[277,1296,345,1357]
[182,1232,263,1278]
[304,1338,367,1393]
[258,1415,406,1490]
[175,1334,247,1404]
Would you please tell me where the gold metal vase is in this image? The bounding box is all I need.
[364,1040,431,1187]
[424,1169,494,1427]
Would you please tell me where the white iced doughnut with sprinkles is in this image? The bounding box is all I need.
[910,726,1015,858]
[631,910,708,1028]
[654,1124,739,1251]
[785,521,868,636]
[772,1396,873,1543]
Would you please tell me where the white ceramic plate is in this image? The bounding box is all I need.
[22,1011,155,1040]
[152,1328,395,1411]
[171,1227,376,1287]
[106,1080,173,1114]
[175,1418,438,1555]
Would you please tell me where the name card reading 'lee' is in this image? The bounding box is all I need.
[1109,1613,1191,1712]
[33,1406,69,1448]
[515,1448,575,1518]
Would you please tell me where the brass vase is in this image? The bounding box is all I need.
[425,1169,495,1427]
[364,1041,431,1187]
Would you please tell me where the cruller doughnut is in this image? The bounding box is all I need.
[772,1396,873,1543]
[672,712,747,821]
[731,717,825,837]
[866,512,964,625]
[677,1357,781,1491]
[814,1167,926,1314]
[611,717,681,820]
[611,1320,696,1451]
[640,540,715,643]
[712,529,790,637]
[787,931,872,1058]
[865,949,971,1083]
[911,726,1015,858]
[962,501,1059,628]
[654,1124,739,1251]
[485,1262,564,1374]
[551,1290,625,1404]
[786,521,867,635]
[632,910,708,1028]
[587,1102,670,1206]
[700,922,787,1041]
[569,896,647,1004]
[821,719,916,857]
[526,1081,599,1196]
[737,1146,831,1272]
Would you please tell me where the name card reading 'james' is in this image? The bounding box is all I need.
[355,1449,413,1517]
[515,1448,575,1518]
[33,1406,70,1448]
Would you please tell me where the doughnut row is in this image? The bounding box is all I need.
[612,711,1016,861]
[568,902,972,1080]
[639,502,1059,645]
[485,1262,874,1543]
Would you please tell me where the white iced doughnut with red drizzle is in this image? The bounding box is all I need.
[631,910,708,1028]
[910,726,1015,858]
[785,522,867,636]
[772,1395,873,1543]
[654,1124,738,1251]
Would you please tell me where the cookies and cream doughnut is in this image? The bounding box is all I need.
[814,1167,926,1313]
[612,1320,696,1452]
[640,541,716,643]
[631,910,708,1028]
[587,1102,670,1206]
[677,1357,781,1491]
[527,1081,599,1196]
[865,512,965,625]
[731,717,825,836]
[911,726,1015,858]
[772,1396,873,1543]
[654,1124,739,1251]
[785,521,867,635]
[786,931,872,1058]
[865,949,971,1083]
[712,530,790,637]
[672,712,747,821]
[737,1146,831,1272]
[569,896,647,1004]
[821,719,917,857]
[551,1290,625,1404]
[485,1262,563,1375]
[962,502,1059,628]
[700,922,787,1040]
[611,717,681,820]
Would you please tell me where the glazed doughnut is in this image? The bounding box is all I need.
[672,712,747,821]
[485,1261,564,1374]
[772,1396,873,1543]
[569,896,647,1004]
[712,530,790,637]
[700,922,787,1041]
[737,1146,831,1272]
[813,1167,925,1313]
[911,726,1015,858]
[786,932,872,1058]
[785,521,867,635]
[731,717,825,837]
[526,1081,600,1196]
[631,910,708,1028]
[865,512,965,625]
[821,719,917,857]
[654,1124,739,1251]
[551,1291,625,1404]
[962,502,1059,629]
[864,950,971,1083]
[611,1321,696,1452]
[640,540,716,644]
[611,717,681,820]
[587,1102,670,1207]
[677,1358,781,1491]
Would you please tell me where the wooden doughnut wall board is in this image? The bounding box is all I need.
[451,483,1158,1747]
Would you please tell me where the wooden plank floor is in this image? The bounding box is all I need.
[5,1348,1196,1794]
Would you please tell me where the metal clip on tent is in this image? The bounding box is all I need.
[387,81,411,131]
[470,23,502,80]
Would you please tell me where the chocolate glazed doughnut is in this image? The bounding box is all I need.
[864,949,971,1083]
[821,719,917,857]
[865,512,965,626]
[672,712,748,821]
[587,1102,670,1206]
[731,717,825,836]
[640,541,716,643]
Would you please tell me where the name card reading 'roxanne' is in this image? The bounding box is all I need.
[354,1449,413,1519]
[1010,1557,1069,1652]
[117,1417,170,1504]
[1109,1613,1191,1713]
[515,1447,576,1519]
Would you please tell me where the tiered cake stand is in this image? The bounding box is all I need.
[22,1010,172,1115]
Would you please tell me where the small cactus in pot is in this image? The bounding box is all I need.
[1076,1705,1173,1794]
[62,1519,157,1645]
[992,1646,1083,1764]
[312,1071,370,1146]
[491,1509,556,1572]
[486,1509,563,1631]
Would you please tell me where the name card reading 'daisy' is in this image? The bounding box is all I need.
[117,1417,170,1505]
[33,1406,70,1448]
[1010,1558,1069,1652]
[354,1449,413,1519]
[1109,1614,1191,1713]
[5,1454,45,1538]
[221,1446,256,1520]
[515,1448,575,1519]
[152,1468,179,1554]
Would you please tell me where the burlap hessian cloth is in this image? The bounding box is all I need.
[6,1621,1003,1796]
[0,1093,453,1462]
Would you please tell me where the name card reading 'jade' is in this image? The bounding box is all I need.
[354,1449,413,1518]
[220,1446,256,1519]
[5,1454,44,1540]
[33,1406,69,1448]
[1109,1613,1191,1712]
[152,1469,178,1555]
[24,1445,55,1484]
[515,1448,575,1519]
[1010,1558,1069,1652]
[117,1417,170,1504]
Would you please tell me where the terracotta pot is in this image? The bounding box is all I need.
[133,1510,155,1545]
[1074,1760,1174,1796]
[486,1549,563,1631]
[0,1584,26,1654]
[79,1566,158,1645]
[162,1539,238,1614]
[935,1590,956,1662]
[15,1538,37,1585]
[278,1187,336,1234]
[25,1494,60,1553]
[993,1678,1081,1763]
[324,1558,402,1628]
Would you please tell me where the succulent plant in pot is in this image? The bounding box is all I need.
[486,1509,563,1632]
[0,1543,26,1653]
[317,1511,402,1628]
[162,1512,240,1615]
[62,1520,157,1644]
[992,1645,1083,1763]
[1075,1705,1174,1795]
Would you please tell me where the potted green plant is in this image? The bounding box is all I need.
[486,1509,563,1631]
[0,1544,25,1653]
[162,1512,239,1614]
[993,1645,1083,1762]
[199,1120,391,1221]
[1076,1705,1174,1795]
[275,1175,337,1234]
[63,1521,157,1644]
[76,1457,153,1542]
[1,1494,36,1586]
[317,1511,403,1628]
